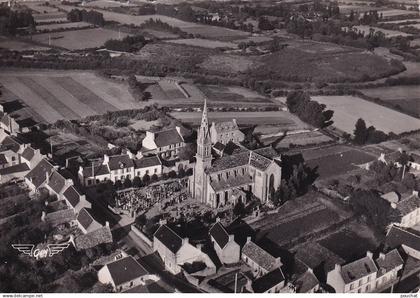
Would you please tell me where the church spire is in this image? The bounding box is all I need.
[201,98,208,129]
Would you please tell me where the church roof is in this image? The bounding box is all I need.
[208,152,250,173]
[210,174,253,192]
[212,120,239,133]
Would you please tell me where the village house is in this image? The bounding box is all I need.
[78,153,162,186]
[77,207,103,234]
[141,126,185,159]
[293,267,320,293]
[25,158,56,193]
[153,224,216,275]
[0,132,23,167]
[374,249,404,290]
[97,255,149,292]
[327,251,378,293]
[408,153,420,171]
[391,191,420,228]
[241,237,282,278]
[245,268,286,293]
[210,119,244,146]
[209,219,240,265]
[385,225,420,260]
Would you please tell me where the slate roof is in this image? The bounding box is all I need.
[252,268,285,293]
[385,225,420,251]
[21,146,35,161]
[213,142,225,151]
[63,185,81,208]
[74,225,113,250]
[25,158,54,188]
[154,128,183,147]
[212,120,239,133]
[154,225,183,254]
[208,152,250,173]
[108,155,134,171]
[82,164,110,177]
[105,256,148,287]
[44,208,75,226]
[134,156,161,169]
[209,221,229,249]
[0,162,30,175]
[249,151,272,171]
[0,136,21,153]
[375,249,404,277]
[340,256,378,284]
[396,193,420,216]
[77,208,99,231]
[294,270,319,293]
[0,153,7,165]
[47,171,66,194]
[210,174,253,192]
[242,240,277,272]
[254,147,280,160]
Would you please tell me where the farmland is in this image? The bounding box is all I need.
[170,111,308,129]
[36,21,93,32]
[55,4,249,40]
[361,85,420,116]
[311,95,420,134]
[260,130,333,149]
[30,28,130,50]
[352,25,411,37]
[0,69,141,123]
[0,36,50,51]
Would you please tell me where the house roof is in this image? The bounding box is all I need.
[44,208,76,225]
[0,135,21,153]
[0,153,7,165]
[385,225,420,252]
[252,268,285,293]
[242,240,277,272]
[21,146,35,161]
[381,191,400,204]
[47,171,66,194]
[154,128,183,147]
[74,225,113,250]
[254,147,280,160]
[108,154,134,171]
[77,208,99,231]
[340,256,378,284]
[213,142,225,151]
[134,156,161,169]
[25,158,54,188]
[294,270,319,293]
[212,120,239,133]
[375,249,404,277]
[63,185,81,208]
[105,256,148,287]
[82,164,110,177]
[0,162,30,175]
[396,193,420,216]
[209,221,229,249]
[153,225,183,254]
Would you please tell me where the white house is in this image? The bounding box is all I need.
[141,127,185,159]
[210,119,244,146]
[386,225,420,260]
[209,219,240,265]
[392,191,420,228]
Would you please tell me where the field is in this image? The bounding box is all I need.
[36,21,92,32]
[0,69,141,123]
[32,12,67,21]
[55,4,249,40]
[198,85,269,103]
[311,95,420,134]
[0,36,50,51]
[361,85,420,116]
[293,145,376,179]
[83,0,138,8]
[352,25,411,37]
[170,111,308,129]
[165,38,237,49]
[142,29,179,39]
[260,130,333,148]
[30,28,130,50]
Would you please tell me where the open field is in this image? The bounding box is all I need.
[30,28,130,50]
[170,111,309,129]
[55,4,249,40]
[83,0,138,8]
[381,18,420,24]
[142,29,179,39]
[0,69,141,123]
[260,130,333,148]
[311,95,420,134]
[198,85,269,103]
[352,25,411,37]
[165,38,237,49]
[291,145,376,179]
[0,37,50,51]
[36,21,93,32]
[361,85,420,116]
[32,12,67,21]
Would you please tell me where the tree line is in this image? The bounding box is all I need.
[0,6,35,35]
[67,9,105,26]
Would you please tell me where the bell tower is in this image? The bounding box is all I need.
[194,99,212,203]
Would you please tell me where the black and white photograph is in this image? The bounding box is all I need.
[0,0,419,295]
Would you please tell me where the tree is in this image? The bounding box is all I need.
[142,174,150,184]
[151,174,158,182]
[123,178,132,188]
[168,171,177,179]
[178,143,196,161]
[114,180,122,189]
[133,176,142,188]
[233,200,246,217]
[353,118,368,145]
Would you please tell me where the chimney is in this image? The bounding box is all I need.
[274,257,282,268]
[103,154,109,164]
[146,131,154,140]
[159,219,167,226]
[65,179,73,187]
[246,236,252,244]
[398,148,402,153]
[41,211,46,222]
[45,171,50,184]
[216,217,220,223]
[391,202,397,209]
[307,267,313,274]
[136,151,143,159]
[232,119,237,126]
[175,126,182,136]
[105,221,109,227]
[182,237,189,245]
[335,263,341,271]
[196,243,202,251]
[366,251,373,258]
[413,190,419,197]
[379,252,385,260]
[228,235,234,242]
[127,151,134,160]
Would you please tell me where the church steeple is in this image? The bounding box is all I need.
[201,98,209,129]
[197,99,212,160]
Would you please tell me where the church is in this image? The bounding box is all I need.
[189,100,282,208]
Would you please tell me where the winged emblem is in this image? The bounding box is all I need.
[48,243,70,257]
[11,244,35,257]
